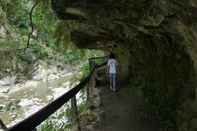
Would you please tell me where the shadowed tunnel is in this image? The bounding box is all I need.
[50,0,197,131]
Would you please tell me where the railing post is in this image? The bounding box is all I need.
[89,59,96,71]
[87,59,96,106]
[87,70,97,109]
[87,82,90,103]
[71,95,81,131]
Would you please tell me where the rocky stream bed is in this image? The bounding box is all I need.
[0,60,83,128]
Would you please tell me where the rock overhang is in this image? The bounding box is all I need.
[51,0,197,48]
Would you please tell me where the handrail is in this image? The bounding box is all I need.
[88,56,108,70]
[88,56,108,60]
[6,58,107,131]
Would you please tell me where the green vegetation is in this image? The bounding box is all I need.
[39,104,72,131]
[0,0,104,130]
[0,0,104,73]
[39,90,88,131]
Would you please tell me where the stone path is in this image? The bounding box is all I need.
[98,85,161,131]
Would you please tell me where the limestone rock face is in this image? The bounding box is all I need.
[52,0,197,130]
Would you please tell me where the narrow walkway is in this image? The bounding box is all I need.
[98,85,160,131]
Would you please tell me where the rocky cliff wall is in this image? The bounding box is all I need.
[52,0,197,130]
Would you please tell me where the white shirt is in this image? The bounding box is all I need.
[107,58,118,74]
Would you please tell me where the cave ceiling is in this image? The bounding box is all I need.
[51,0,197,49]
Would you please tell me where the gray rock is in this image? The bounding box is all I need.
[0,76,16,86]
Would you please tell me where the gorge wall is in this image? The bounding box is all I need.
[51,0,197,130]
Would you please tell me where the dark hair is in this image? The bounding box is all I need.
[109,52,115,59]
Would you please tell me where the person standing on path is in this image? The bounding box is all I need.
[107,52,118,92]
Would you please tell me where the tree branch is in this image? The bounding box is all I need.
[25,0,39,51]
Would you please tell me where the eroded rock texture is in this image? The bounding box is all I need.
[52,0,197,130]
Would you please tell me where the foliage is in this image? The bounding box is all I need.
[0,0,105,130]
[80,62,90,78]
[39,104,72,131]
[0,0,104,130]
[0,0,104,73]
[39,91,88,131]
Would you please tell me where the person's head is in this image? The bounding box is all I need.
[109,52,115,59]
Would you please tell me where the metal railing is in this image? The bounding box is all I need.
[1,56,107,131]
[89,56,108,70]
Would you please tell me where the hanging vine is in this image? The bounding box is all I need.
[25,0,39,50]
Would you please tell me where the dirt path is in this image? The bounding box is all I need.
[99,85,161,131]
